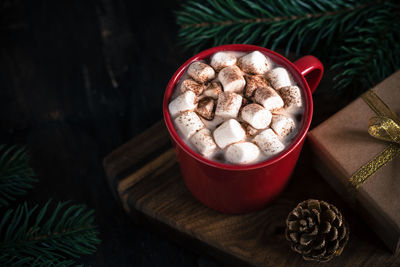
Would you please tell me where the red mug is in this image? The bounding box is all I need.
[163,44,323,214]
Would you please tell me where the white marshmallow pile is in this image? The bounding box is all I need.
[271,114,295,137]
[267,67,293,90]
[190,128,217,157]
[179,79,205,95]
[188,61,215,83]
[203,82,222,99]
[168,50,304,164]
[211,52,237,71]
[277,85,302,108]
[215,92,242,119]
[174,111,204,139]
[225,142,260,164]
[240,103,271,129]
[254,86,284,111]
[168,90,196,117]
[238,51,272,75]
[213,119,245,149]
[218,65,246,93]
[253,129,285,156]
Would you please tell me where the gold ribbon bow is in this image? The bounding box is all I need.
[348,90,400,190]
[368,116,400,144]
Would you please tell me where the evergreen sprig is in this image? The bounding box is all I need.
[0,145,37,207]
[0,200,100,266]
[176,0,400,95]
[332,6,400,92]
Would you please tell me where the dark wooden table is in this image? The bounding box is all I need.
[0,0,380,266]
[103,120,400,267]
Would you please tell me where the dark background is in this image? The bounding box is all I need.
[0,0,350,266]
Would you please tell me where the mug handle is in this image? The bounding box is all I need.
[293,55,324,94]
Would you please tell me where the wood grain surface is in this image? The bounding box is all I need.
[103,121,400,267]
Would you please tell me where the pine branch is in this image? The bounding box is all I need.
[0,145,37,207]
[332,5,400,94]
[176,0,380,54]
[176,0,400,95]
[0,200,100,266]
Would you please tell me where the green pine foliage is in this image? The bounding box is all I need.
[0,201,100,266]
[332,6,400,91]
[0,145,37,207]
[0,145,100,265]
[176,0,400,95]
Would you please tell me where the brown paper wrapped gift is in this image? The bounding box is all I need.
[308,70,400,254]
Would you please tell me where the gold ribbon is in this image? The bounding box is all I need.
[348,90,400,189]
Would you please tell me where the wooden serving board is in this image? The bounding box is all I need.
[103,120,400,267]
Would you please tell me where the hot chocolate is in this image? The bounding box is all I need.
[168,50,304,165]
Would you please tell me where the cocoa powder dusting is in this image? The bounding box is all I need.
[196,97,215,120]
[244,75,270,98]
[255,86,275,99]
[180,79,205,95]
[278,86,301,107]
[221,66,241,82]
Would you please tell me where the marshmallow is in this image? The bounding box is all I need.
[271,114,295,137]
[244,75,271,98]
[267,67,293,90]
[238,51,272,75]
[278,86,303,108]
[168,90,197,117]
[187,61,215,83]
[210,52,237,71]
[253,129,285,156]
[225,142,260,164]
[218,65,246,93]
[196,97,215,120]
[240,103,272,129]
[203,82,222,99]
[242,122,259,137]
[190,128,217,157]
[174,111,204,139]
[201,116,225,131]
[213,119,245,149]
[254,86,284,111]
[179,79,206,95]
[215,92,242,119]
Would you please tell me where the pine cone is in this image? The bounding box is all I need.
[285,199,349,262]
